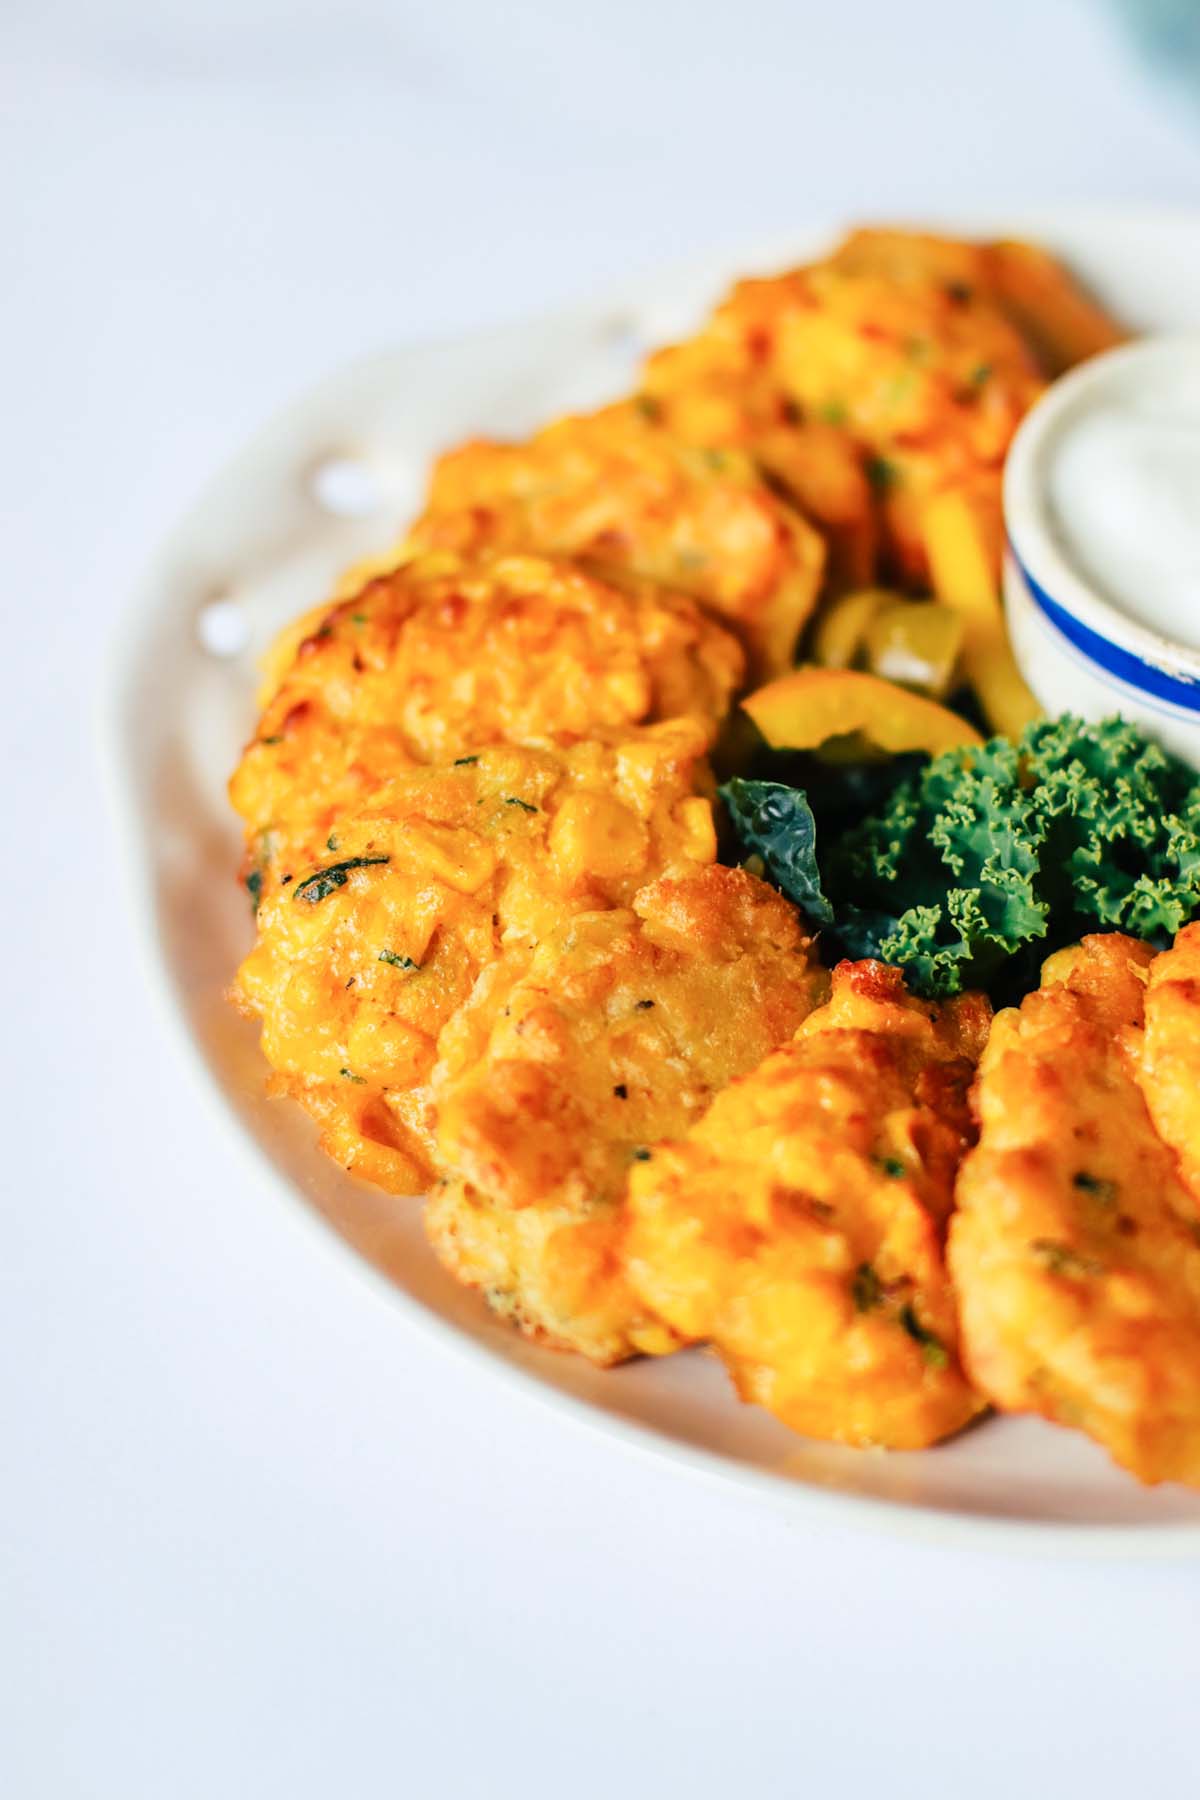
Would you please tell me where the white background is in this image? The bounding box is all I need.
[5,3,1200,1795]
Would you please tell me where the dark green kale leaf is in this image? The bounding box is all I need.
[720,779,834,926]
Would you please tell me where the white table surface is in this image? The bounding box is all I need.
[5,3,1200,1794]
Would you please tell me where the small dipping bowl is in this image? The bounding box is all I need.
[1004,334,1200,768]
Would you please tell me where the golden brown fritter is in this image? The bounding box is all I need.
[640,231,1045,588]
[624,961,988,1449]
[404,402,826,680]
[425,866,826,1364]
[230,550,742,877]
[977,237,1129,376]
[827,229,1121,371]
[639,337,878,590]
[233,723,718,1193]
[1139,921,1200,1202]
[949,934,1200,1489]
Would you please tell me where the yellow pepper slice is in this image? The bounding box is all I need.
[811,587,893,669]
[921,489,1039,740]
[743,665,983,758]
[865,599,964,698]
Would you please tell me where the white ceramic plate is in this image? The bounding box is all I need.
[109,211,1200,1553]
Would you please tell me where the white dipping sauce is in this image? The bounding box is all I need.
[1046,351,1200,649]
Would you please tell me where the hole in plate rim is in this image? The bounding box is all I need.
[195,595,251,659]
[308,452,387,520]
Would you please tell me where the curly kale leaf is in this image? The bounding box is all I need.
[833,716,1200,994]
[724,715,1200,1000]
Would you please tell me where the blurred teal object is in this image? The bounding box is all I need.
[1110,0,1200,85]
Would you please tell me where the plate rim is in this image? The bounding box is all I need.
[104,204,1200,1556]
